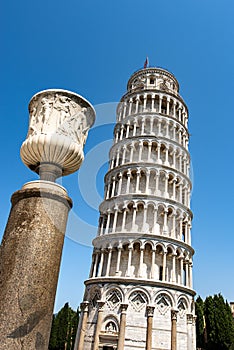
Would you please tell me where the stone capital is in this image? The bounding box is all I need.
[80,301,89,313]
[171,309,178,321]
[186,313,193,324]
[120,303,128,313]
[97,300,105,311]
[146,305,155,317]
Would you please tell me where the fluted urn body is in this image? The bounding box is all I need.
[75,68,196,350]
[21,89,95,180]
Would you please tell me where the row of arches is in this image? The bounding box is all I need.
[116,93,188,127]
[114,115,189,149]
[105,167,191,206]
[86,285,193,313]
[98,201,192,243]
[109,139,190,177]
[90,240,193,288]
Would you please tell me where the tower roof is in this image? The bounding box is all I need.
[127,66,180,94]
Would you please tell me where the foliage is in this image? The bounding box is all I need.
[195,296,205,348]
[195,294,234,350]
[49,302,80,350]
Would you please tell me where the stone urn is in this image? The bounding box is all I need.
[20,89,96,181]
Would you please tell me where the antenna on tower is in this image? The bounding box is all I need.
[144,56,149,69]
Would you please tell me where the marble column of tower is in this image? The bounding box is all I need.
[75,67,196,350]
[0,90,95,350]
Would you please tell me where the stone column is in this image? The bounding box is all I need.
[0,89,95,350]
[157,143,162,164]
[129,143,134,162]
[151,249,156,279]
[111,178,116,197]
[154,171,159,195]
[141,117,145,134]
[136,169,141,192]
[115,245,123,275]
[151,94,155,111]
[135,96,140,113]
[0,182,72,350]
[172,254,176,283]
[121,207,127,232]
[162,251,167,281]
[105,247,113,276]
[89,253,95,277]
[166,98,169,115]
[126,170,131,193]
[97,249,105,277]
[117,304,128,350]
[93,301,105,350]
[122,146,127,165]
[171,309,178,350]
[180,257,184,285]
[139,141,143,161]
[117,173,123,196]
[126,245,133,276]
[112,207,118,232]
[92,251,99,278]
[138,247,144,277]
[105,209,111,234]
[131,205,137,230]
[76,301,89,350]
[186,314,194,350]
[159,95,162,113]
[120,124,124,140]
[146,306,155,350]
[147,142,152,161]
[145,170,150,194]
[129,98,133,115]
[126,121,130,138]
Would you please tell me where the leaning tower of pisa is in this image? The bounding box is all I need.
[75,67,196,350]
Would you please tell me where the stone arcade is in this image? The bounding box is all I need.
[75,67,196,350]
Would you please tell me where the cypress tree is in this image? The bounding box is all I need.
[49,314,58,350]
[49,302,79,350]
[204,295,216,350]
[204,294,234,350]
[195,296,205,349]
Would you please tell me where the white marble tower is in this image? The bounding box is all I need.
[75,67,196,350]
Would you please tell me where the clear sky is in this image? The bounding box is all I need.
[1,0,234,313]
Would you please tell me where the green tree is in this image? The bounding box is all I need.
[49,302,80,350]
[195,296,205,349]
[204,294,234,350]
[204,296,216,350]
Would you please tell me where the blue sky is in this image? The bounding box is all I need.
[1,0,234,312]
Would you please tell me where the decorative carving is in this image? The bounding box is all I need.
[132,76,147,90]
[129,291,147,312]
[106,290,122,310]
[90,291,101,308]
[177,298,187,317]
[20,89,95,180]
[155,294,172,315]
[105,321,117,333]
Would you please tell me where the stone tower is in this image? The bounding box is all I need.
[75,67,196,350]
